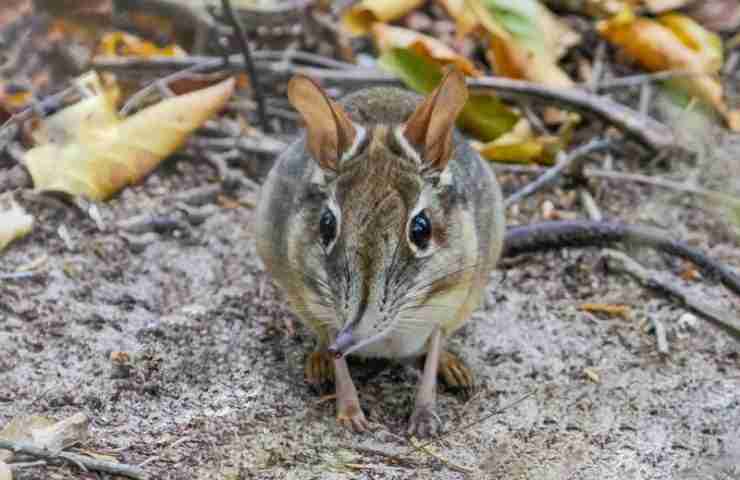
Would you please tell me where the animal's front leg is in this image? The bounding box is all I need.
[408,326,442,437]
[334,355,369,432]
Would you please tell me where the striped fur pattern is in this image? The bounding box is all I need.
[256,86,505,359]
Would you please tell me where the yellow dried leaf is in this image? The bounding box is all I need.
[371,24,481,76]
[25,76,235,200]
[0,201,34,253]
[97,31,185,58]
[473,119,559,165]
[658,13,723,71]
[597,12,738,130]
[341,0,425,36]
[435,0,480,38]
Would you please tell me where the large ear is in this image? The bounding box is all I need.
[287,75,357,172]
[403,67,468,172]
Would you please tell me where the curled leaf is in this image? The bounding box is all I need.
[341,0,425,36]
[598,11,738,130]
[372,24,481,76]
[468,0,579,87]
[0,201,34,253]
[25,74,235,200]
[473,118,562,165]
[97,31,185,58]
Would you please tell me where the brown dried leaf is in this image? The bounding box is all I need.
[579,303,632,319]
[372,24,481,76]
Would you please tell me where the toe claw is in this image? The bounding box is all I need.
[337,407,368,433]
[408,405,440,438]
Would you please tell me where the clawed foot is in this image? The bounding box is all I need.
[408,404,440,438]
[305,351,335,387]
[439,350,475,392]
[337,402,369,432]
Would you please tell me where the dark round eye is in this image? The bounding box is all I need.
[410,211,431,250]
[319,209,337,248]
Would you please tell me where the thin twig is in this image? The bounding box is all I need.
[408,438,475,474]
[584,168,740,207]
[91,57,680,153]
[220,0,269,132]
[120,61,222,116]
[596,69,699,90]
[0,439,147,480]
[603,250,740,341]
[505,139,612,207]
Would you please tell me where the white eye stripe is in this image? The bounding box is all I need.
[393,124,422,165]
[340,124,367,163]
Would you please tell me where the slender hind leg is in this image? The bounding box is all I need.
[334,354,369,432]
[408,327,443,438]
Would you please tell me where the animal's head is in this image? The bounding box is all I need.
[287,68,479,357]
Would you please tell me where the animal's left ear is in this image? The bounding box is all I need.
[402,67,468,172]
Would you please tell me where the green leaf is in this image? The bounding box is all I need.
[479,0,544,52]
[378,48,518,141]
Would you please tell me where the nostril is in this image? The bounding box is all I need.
[329,329,355,358]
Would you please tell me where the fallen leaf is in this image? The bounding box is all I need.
[341,0,425,36]
[25,74,235,200]
[473,118,560,165]
[435,0,480,38]
[372,23,481,76]
[466,0,579,87]
[658,13,723,71]
[579,303,632,319]
[0,415,55,462]
[97,31,185,58]
[598,10,739,130]
[378,47,518,141]
[0,201,34,253]
[583,367,601,383]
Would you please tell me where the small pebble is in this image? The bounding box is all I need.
[677,312,698,332]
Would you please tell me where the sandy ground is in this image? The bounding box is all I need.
[2,133,740,479]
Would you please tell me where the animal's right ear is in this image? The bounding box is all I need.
[287,75,357,172]
[402,67,468,173]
